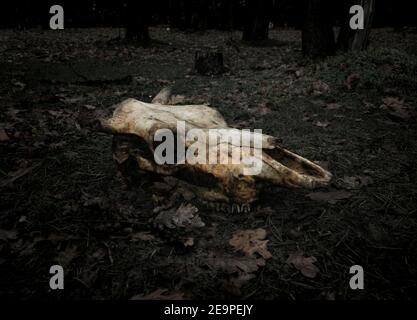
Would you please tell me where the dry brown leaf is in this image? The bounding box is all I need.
[287,252,320,278]
[256,102,272,116]
[315,121,330,128]
[0,129,10,142]
[381,97,415,121]
[153,203,205,230]
[229,228,272,259]
[302,112,311,122]
[172,203,204,227]
[295,70,303,77]
[345,73,360,90]
[131,289,185,300]
[382,97,403,107]
[312,80,330,96]
[131,232,155,242]
[208,252,266,274]
[325,103,341,110]
[183,237,194,247]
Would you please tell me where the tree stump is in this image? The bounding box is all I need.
[194,50,225,75]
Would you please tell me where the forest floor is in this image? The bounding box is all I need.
[1,27,417,300]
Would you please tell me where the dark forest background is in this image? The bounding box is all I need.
[1,0,416,30]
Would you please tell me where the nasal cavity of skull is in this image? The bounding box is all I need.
[264,149,322,178]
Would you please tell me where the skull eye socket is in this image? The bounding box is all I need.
[113,134,154,161]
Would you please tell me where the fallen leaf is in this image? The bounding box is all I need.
[183,237,194,247]
[295,70,303,77]
[381,97,415,121]
[172,203,203,227]
[0,129,10,142]
[131,232,155,242]
[131,289,185,300]
[229,228,272,259]
[287,252,320,278]
[312,80,330,96]
[345,73,360,90]
[302,112,311,122]
[153,203,205,230]
[256,102,272,116]
[325,103,341,110]
[315,121,330,128]
[306,191,352,204]
[208,252,266,274]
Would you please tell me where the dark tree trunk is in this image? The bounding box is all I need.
[242,0,273,42]
[302,0,335,57]
[125,0,150,43]
[337,0,375,51]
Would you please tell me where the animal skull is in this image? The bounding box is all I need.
[100,89,332,206]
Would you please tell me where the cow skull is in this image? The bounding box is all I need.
[100,89,332,206]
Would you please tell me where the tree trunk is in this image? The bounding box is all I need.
[337,0,375,51]
[125,0,150,43]
[242,0,273,42]
[302,0,335,57]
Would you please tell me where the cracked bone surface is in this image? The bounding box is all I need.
[101,89,332,205]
